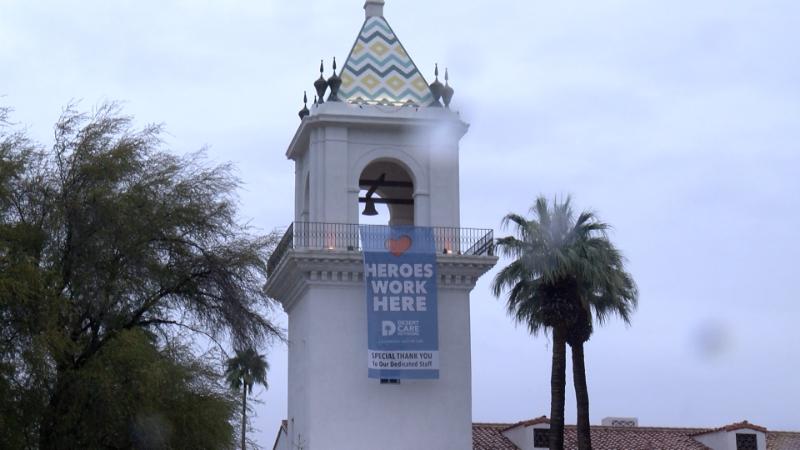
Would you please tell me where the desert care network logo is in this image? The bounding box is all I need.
[360,225,439,379]
[381,319,420,337]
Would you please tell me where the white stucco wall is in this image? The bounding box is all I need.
[289,102,466,229]
[270,102,491,450]
[503,423,550,450]
[273,426,290,450]
[279,274,475,450]
[694,429,766,450]
[285,283,310,450]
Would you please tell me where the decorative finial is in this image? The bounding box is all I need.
[314,59,328,104]
[364,0,385,19]
[298,91,310,119]
[442,68,454,109]
[429,63,444,107]
[327,57,342,102]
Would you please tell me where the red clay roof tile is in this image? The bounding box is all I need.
[768,432,800,450]
[693,420,768,435]
[473,423,518,450]
[474,422,798,450]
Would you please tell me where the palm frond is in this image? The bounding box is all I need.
[224,348,269,393]
[492,195,638,340]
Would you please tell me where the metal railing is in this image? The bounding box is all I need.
[267,222,494,276]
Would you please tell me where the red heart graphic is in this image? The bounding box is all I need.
[386,235,413,257]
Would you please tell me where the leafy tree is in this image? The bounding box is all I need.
[46,328,237,449]
[225,348,269,450]
[492,196,637,450]
[0,103,282,448]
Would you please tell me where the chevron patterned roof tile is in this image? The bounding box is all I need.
[345,64,419,78]
[348,53,415,70]
[362,18,392,34]
[361,31,399,45]
[338,86,432,104]
[340,16,432,105]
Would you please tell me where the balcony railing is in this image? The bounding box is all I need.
[267,222,494,276]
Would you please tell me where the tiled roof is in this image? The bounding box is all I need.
[474,422,800,450]
[563,426,711,450]
[693,420,768,435]
[472,423,518,450]
[502,416,550,432]
[339,16,433,106]
[769,432,800,450]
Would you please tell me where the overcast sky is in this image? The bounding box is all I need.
[2,0,799,446]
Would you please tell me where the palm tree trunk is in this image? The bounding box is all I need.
[571,341,592,450]
[549,325,567,450]
[241,388,247,450]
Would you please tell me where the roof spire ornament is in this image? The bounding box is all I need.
[314,60,328,104]
[327,57,342,102]
[428,63,444,107]
[442,68,454,109]
[298,91,310,119]
[364,0,385,18]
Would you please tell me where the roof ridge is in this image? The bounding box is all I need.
[501,415,551,431]
[692,420,768,435]
[577,425,711,431]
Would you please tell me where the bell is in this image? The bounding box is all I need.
[362,199,378,216]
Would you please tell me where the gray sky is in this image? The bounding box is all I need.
[2,0,799,446]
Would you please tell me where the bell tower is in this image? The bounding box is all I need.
[266,2,497,449]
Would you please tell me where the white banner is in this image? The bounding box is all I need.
[367,350,440,371]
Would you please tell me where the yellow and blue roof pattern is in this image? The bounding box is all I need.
[339,16,433,106]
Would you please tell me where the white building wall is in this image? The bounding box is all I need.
[286,285,311,450]
[292,103,465,229]
[270,103,490,450]
[694,429,767,450]
[696,431,729,450]
[502,423,550,450]
[273,426,290,450]
[285,280,472,450]
[503,426,530,450]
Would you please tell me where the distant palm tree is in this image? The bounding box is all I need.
[492,196,637,450]
[225,348,269,450]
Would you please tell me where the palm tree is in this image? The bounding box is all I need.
[566,237,637,450]
[225,348,269,450]
[492,196,637,450]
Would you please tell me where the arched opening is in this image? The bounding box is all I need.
[358,160,414,226]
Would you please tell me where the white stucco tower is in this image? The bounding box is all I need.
[266,2,497,449]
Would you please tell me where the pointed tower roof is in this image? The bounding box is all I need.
[338,1,433,106]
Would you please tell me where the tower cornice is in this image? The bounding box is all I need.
[288,103,469,160]
[265,250,497,313]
